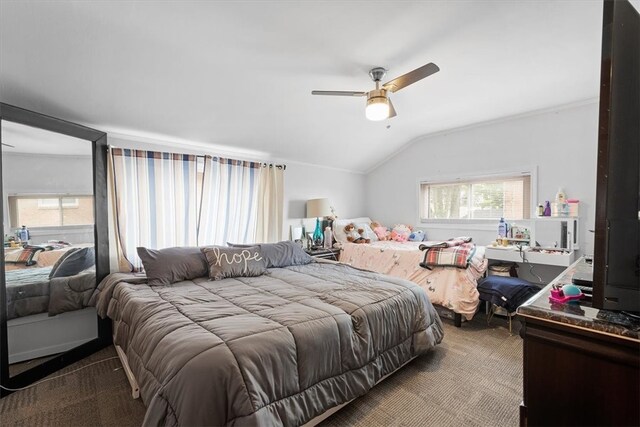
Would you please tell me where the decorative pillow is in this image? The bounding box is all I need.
[50,247,95,278]
[137,246,209,286]
[332,217,373,243]
[355,222,378,242]
[48,248,80,279]
[201,246,266,280]
[227,241,313,268]
[5,246,45,266]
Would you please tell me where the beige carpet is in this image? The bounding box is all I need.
[0,315,522,427]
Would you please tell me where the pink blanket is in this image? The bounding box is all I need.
[340,241,487,320]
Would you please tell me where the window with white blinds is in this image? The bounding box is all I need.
[420,174,531,221]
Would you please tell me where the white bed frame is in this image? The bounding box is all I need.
[113,316,416,426]
[8,307,98,364]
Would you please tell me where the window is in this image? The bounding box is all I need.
[420,174,531,221]
[9,195,94,227]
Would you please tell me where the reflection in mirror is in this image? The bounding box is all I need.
[1,120,98,377]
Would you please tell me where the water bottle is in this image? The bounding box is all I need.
[19,225,29,243]
[323,227,333,249]
[498,218,507,238]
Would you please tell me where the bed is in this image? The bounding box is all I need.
[340,241,487,322]
[5,246,98,320]
[332,218,488,324]
[90,245,443,427]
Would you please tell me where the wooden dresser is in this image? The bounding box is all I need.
[517,257,640,426]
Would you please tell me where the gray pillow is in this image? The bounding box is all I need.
[227,241,313,268]
[48,248,79,279]
[50,247,95,278]
[137,246,208,286]
[201,246,266,281]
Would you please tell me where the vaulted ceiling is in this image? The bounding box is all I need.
[0,1,606,172]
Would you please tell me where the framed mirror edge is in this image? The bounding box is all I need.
[0,102,111,396]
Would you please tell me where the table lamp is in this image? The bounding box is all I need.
[306,198,331,247]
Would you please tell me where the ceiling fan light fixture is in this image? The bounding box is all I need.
[365,90,389,121]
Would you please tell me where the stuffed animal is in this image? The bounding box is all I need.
[344,223,371,244]
[370,221,390,241]
[408,230,426,242]
[390,224,412,242]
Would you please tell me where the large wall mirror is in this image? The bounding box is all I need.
[0,103,109,395]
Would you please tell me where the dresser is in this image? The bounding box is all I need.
[517,257,640,426]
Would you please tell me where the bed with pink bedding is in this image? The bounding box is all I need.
[340,240,487,322]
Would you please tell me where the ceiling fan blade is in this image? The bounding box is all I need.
[1,143,14,148]
[382,62,440,93]
[311,90,367,97]
[388,99,397,118]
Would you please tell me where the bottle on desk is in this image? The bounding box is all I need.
[498,218,508,238]
[18,225,29,244]
[323,227,333,249]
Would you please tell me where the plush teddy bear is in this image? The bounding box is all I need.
[390,224,412,242]
[344,223,371,244]
[408,230,426,242]
[370,221,390,241]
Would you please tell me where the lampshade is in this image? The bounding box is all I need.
[306,198,332,218]
[365,96,389,121]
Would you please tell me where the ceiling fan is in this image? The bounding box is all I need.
[311,62,439,121]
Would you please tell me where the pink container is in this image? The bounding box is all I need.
[567,199,579,217]
[549,288,584,304]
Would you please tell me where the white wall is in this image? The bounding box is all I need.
[365,101,599,282]
[283,162,366,241]
[2,153,94,244]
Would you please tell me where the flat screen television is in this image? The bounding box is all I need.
[592,0,640,312]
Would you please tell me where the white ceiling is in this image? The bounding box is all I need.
[1,120,91,156]
[0,1,605,172]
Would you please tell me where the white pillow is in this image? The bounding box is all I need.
[332,217,373,243]
[355,222,378,242]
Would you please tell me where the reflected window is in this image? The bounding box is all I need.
[9,195,94,227]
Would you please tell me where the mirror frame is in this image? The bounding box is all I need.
[0,103,110,396]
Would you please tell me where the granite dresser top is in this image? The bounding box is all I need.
[517,257,640,342]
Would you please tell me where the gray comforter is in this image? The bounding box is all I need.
[6,267,96,319]
[92,262,444,426]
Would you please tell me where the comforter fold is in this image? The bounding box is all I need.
[91,262,443,426]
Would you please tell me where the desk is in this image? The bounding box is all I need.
[485,245,576,267]
[517,257,639,426]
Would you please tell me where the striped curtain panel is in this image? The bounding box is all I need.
[198,156,261,246]
[255,165,284,243]
[111,148,199,271]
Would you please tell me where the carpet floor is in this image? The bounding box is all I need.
[0,314,522,427]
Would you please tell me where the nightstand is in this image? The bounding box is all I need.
[305,247,341,261]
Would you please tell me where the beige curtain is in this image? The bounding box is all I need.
[107,148,132,272]
[255,164,284,243]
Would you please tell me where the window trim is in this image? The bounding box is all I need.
[8,194,94,229]
[417,167,537,225]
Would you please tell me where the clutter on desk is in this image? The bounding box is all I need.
[538,188,579,218]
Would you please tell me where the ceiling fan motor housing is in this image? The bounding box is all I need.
[367,88,388,105]
[368,67,387,82]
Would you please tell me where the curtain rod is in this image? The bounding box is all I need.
[109,145,286,170]
[262,163,286,170]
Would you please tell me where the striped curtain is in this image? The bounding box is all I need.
[197,156,261,246]
[111,148,198,271]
